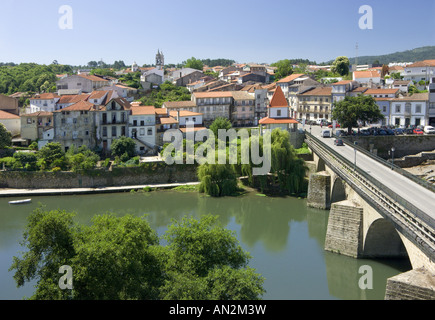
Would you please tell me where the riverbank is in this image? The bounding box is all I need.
[0,182,200,198]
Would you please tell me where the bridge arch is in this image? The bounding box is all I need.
[330,177,346,204]
[363,218,409,259]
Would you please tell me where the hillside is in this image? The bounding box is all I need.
[326,46,435,65]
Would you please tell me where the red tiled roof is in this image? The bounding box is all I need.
[300,87,332,96]
[55,100,96,112]
[131,106,155,116]
[353,71,380,79]
[259,117,298,124]
[193,91,234,98]
[364,89,398,95]
[160,117,178,124]
[406,60,435,68]
[0,110,20,119]
[269,86,288,108]
[78,74,109,82]
[277,73,305,83]
[21,111,53,117]
[30,93,60,100]
[169,110,202,117]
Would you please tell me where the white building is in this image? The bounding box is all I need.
[389,93,429,127]
[29,93,60,113]
[353,70,381,85]
[0,110,20,136]
[403,60,435,85]
[129,105,157,154]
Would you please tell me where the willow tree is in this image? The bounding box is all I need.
[235,128,307,195]
[198,162,238,197]
[269,129,307,194]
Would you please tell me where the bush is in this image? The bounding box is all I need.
[14,152,37,171]
[0,157,18,169]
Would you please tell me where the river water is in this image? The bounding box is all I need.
[0,190,411,300]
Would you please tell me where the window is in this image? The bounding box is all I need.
[27,118,32,124]
[112,127,117,137]
[277,110,281,117]
[61,119,66,124]
[85,131,89,136]
[73,118,77,124]
[416,104,422,113]
[102,127,107,137]
[147,128,153,136]
[396,105,401,113]
[383,106,387,112]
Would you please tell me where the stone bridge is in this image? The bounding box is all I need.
[304,131,435,300]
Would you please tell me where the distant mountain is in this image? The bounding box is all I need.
[325,46,435,65]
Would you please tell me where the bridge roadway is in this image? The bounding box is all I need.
[303,125,435,225]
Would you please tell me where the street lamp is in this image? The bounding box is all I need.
[391,147,395,169]
[354,141,358,171]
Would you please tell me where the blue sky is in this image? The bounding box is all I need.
[0,0,434,66]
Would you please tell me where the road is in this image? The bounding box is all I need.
[304,125,435,224]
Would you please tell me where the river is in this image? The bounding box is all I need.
[0,190,411,300]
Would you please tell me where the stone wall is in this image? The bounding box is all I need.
[345,135,435,159]
[0,164,198,189]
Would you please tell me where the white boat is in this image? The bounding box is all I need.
[8,199,32,205]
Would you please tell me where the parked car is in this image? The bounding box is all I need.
[334,138,344,146]
[335,129,346,137]
[424,126,435,134]
[413,128,424,135]
[394,128,405,135]
[360,129,371,136]
[385,129,395,135]
[328,123,341,128]
[321,129,331,138]
[405,128,414,135]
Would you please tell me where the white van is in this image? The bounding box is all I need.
[316,118,327,125]
[424,126,435,134]
[321,129,331,138]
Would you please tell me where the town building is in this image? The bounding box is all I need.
[403,60,435,85]
[20,111,53,143]
[129,105,157,155]
[389,93,429,127]
[352,70,381,86]
[297,87,333,122]
[28,93,60,113]
[0,110,20,136]
[259,86,298,131]
[191,91,233,125]
[53,101,99,152]
[98,97,131,153]
[56,74,111,93]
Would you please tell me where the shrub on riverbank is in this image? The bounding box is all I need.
[10,209,265,300]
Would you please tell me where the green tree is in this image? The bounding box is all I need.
[332,95,384,134]
[10,209,265,300]
[271,59,293,81]
[160,215,265,300]
[37,142,66,170]
[110,136,136,159]
[0,123,12,149]
[184,57,204,71]
[331,56,350,76]
[198,163,238,197]
[209,117,232,139]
